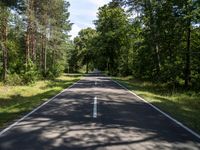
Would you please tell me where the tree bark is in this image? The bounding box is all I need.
[26,22,30,65]
[145,0,161,75]
[26,1,31,65]
[26,0,36,65]
[155,44,161,73]
[0,5,9,81]
[1,42,8,81]
[41,34,47,76]
[31,22,36,61]
[44,37,47,75]
[184,19,191,88]
[86,52,88,73]
[86,61,88,73]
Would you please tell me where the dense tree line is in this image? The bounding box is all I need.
[0,0,71,84]
[72,0,200,89]
[1,0,199,89]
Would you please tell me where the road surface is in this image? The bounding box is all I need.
[0,72,200,150]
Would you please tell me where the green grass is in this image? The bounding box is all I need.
[114,76,200,133]
[0,74,82,128]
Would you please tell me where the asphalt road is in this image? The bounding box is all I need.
[0,72,200,150]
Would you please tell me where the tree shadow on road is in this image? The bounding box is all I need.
[0,76,200,150]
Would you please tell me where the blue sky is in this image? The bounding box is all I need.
[68,0,111,39]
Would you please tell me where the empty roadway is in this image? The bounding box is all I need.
[0,72,200,150]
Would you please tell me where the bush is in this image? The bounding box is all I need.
[21,60,38,84]
[22,70,38,84]
[46,64,64,79]
[5,73,23,85]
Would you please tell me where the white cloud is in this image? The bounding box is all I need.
[68,0,111,39]
[88,0,110,7]
[70,8,96,18]
[69,24,81,39]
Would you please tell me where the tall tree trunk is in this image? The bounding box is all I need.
[0,5,9,81]
[155,44,161,73]
[145,0,161,76]
[41,34,47,76]
[26,0,36,65]
[1,42,8,81]
[184,19,191,88]
[44,37,47,75]
[26,23,30,65]
[26,0,31,65]
[52,49,55,68]
[125,45,129,75]
[31,22,36,61]
[86,61,88,74]
[43,8,49,77]
[107,58,110,73]
[86,53,88,73]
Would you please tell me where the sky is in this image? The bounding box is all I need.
[68,0,111,39]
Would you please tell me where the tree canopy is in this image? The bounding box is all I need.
[0,0,200,89]
[72,0,200,89]
[0,0,72,84]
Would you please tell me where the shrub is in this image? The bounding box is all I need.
[5,73,22,85]
[46,64,64,79]
[21,60,38,84]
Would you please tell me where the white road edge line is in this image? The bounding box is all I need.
[93,96,97,118]
[0,76,85,136]
[111,78,200,140]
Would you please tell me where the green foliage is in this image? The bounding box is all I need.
[68,0,200,89]
[68,46,80,73]
[0,0,199,89]
[103,0,200,88]
[5,61,38,85]
[5,73,22,85]
[94,2,129,75]
[21,60,38,84]
[0,0,72,84]
[46,64,65,79]
[71,28,97,73]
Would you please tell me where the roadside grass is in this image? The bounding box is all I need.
[114,76,200,133]
[0,74,82,128]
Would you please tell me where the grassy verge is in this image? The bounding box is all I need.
[0,74,82,128]
[114,76,200,133]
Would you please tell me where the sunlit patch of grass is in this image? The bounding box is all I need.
[0,74,82,128]
[114,76,200,133]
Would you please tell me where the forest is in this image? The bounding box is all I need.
[72,0,200,90]
[0,0,199,89]
[0,0,72,84]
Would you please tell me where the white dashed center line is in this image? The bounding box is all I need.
[93,96,97,118]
